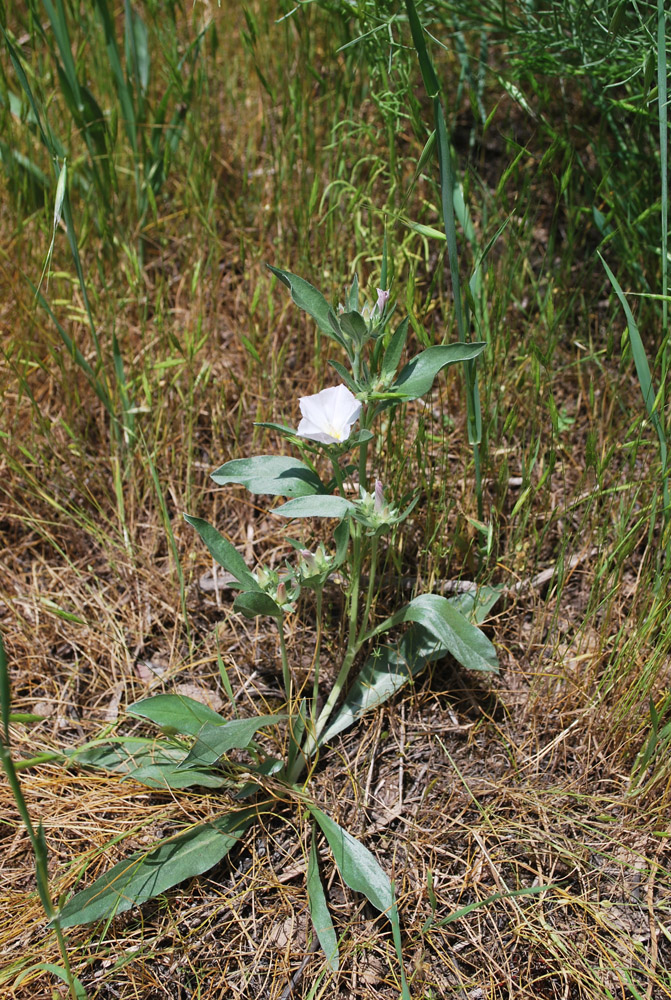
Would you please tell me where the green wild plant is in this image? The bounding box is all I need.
[54,263,499,994]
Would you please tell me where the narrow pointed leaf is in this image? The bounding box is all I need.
[327,360,359,393]
[184,515,260,591]
[390,594,498,673]
[447,585,503,625]
[307,832,339,971]
[70,739,227,789]
[308,806,393,913]
[347,273,359,312]
[339,310,367,343]
[266,265,336,338]
[381,317,409,379]
[57,809,257,927]
[212,456,324,498]
[178,714,285,769]
[391,343,485,400]
[319,625,443,746]
[308,806,410,998]
[128,694,228,735]
[273,496,355,519]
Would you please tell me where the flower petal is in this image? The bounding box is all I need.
[297,385,361,444]
[297,417,339,445]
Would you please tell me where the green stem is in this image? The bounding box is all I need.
[329,451,347,495]
[312,587,323,712]
[312,527,363,739]
[473,441,483,523]
[358,404,369,492]
[357,534,379,644]
[290,526,365,779]
[278,618,292,710]
[0,745,80,999]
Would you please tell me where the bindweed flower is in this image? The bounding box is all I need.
[376,288,390,315]
[297,385,362,445]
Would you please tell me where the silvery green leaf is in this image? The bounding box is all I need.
[339,310,368,344]
[69,739,227,789]
[447,584,503,624]
[307,832,339,971]
[233,591,283,619]
[273,496,355,519]
[391,342,485,400]
[177,715,285,769]
[319,625,442,746]
[380,317,409,379]
[389,594,498,673]
[266,265,337,340]
[307,805,409,999]
[184,515,260,591]
[57,809,256,927]
[327,360,359,393]
[212,456,324,498]
[128,694,228,735]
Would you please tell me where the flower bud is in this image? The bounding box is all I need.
[376,288,390,314]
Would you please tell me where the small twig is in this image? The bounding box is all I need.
[279,937,320,999]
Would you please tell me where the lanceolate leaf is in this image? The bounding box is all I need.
[318,625,443,746]
[307,831,339,971]
[128,694,227,736]
[307,806,410,999]
[70,739,227,789]
[381,316,409,380]
[266,265,336,339]
[184,515,260,591]
[308,806,392,914]
[211,455,324,497]
[273,495,355,519]
[390,594,498,673]
[391,342,485,400]
[177,715,285,769]
[57,808,257,928]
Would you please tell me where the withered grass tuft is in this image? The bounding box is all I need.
[1,1,670,997]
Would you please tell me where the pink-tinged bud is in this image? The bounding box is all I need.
[299,549,317,571]
[276,582,287,605]
[376,288,390,314]
[374,479,384,512]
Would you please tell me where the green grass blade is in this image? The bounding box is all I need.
[93,0,138,153]
[658,0,669,403]
[599,252,669,519]
[404,0,439,98]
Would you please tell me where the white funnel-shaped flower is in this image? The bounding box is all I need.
[297,385,362,445]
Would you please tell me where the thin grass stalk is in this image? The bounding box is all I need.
[0,634,83,1000]
[404,0,484,522]
[657,0,669,406]
[140,430,190,645]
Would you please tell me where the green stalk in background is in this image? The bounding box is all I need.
[404,0,485,522]
[0,634,86,1000]
[657,0,669,413]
